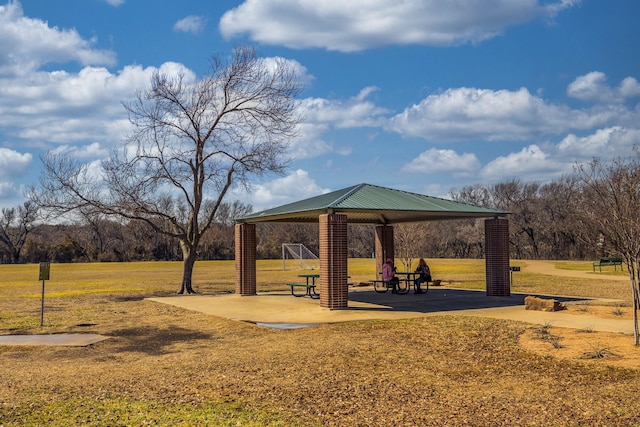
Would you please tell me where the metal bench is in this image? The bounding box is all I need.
[592,256,623,272]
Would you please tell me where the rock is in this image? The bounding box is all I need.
[524,295,567,312]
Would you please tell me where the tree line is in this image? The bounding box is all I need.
[0,174,611,265]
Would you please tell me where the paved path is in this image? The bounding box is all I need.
[520,259,628,281]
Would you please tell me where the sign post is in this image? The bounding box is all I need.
[509,265,520,286]
[38,262,50,327]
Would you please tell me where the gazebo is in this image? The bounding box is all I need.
[234,183,510,309]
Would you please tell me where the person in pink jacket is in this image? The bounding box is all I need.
[382,258,400,293]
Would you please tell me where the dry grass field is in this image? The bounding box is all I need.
[1,259,639,426]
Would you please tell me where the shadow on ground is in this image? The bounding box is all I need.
[107,326,214,355]
[347,288,589,313]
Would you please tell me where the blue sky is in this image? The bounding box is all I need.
[1,0,639,211]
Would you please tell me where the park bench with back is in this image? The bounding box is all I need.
[592,256,623,272]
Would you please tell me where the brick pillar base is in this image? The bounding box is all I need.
[485,218,510,296]
[319,213,348,309]
[235,223,256,296]
[374,225,394,279]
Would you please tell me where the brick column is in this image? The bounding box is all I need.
[485,217,510,296]
[235,223,256,296]
[319,213,348,309]
[374,225,394,279]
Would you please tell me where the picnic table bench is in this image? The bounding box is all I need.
[287,273,320,298]
[592,256,623,272]
[286,283,319,298]
[370,279,409,294]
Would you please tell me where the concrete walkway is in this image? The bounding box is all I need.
[148,287,635,334]
[519,259,629,281]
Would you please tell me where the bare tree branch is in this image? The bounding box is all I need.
[35,45,303,293]
[574,155,640,345]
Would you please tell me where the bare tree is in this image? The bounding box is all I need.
[36,46,303,293]
[537,176,582,259]
[395,222,432,270]
[491,180,542,259]
[199,201,253,260]
[574,156,640,345]
[0,201,39,263]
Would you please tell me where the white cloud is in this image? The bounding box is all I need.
[0,147,31,178]
[557,126,640,158]
[259,56,314,86]
[481,144,559,181]
[301,87,388,129]
[386,86,626,142]
[0,1,169,154]
[543,0,581,20]
[173,15,207,34]
[236,169,331,211]
[104,0,125,6]
[287,87,388,160]
[50,142,108,159]
[0,62,194,148]
[0,180,19,200]
[289,123,333,160]
[567,71,640,103]
[0,1,116,76]
[619,77,640,98]
[404,148,480,175]
[476,127,640,186]
[220,0,578,52]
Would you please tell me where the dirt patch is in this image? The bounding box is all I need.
[563,302,634,320]
[519,303,639,370]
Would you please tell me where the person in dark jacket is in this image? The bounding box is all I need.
[414,258,431,294]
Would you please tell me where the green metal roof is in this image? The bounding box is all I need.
[236,183,508,224]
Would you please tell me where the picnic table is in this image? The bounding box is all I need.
[397,271,431,294]
[371,271,411,294]
[286,274,353,298]
[371,271,430,294]
[286,273,320,298]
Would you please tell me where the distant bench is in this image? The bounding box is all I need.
[286,283,319,298]
[592,256,623,272]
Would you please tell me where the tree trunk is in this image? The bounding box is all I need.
[633,278,639,346]
[178,244,197,294]
[631,261,639,346]
[11,248,20,264]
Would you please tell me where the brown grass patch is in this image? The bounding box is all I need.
[2,260,640,425]
[1,292,639,426]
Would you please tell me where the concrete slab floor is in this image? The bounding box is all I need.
[148,287,635,334]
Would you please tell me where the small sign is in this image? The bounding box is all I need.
[509,266,521,272]
[39,262,51,281]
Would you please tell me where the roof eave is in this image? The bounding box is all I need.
[236,208,509,224]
